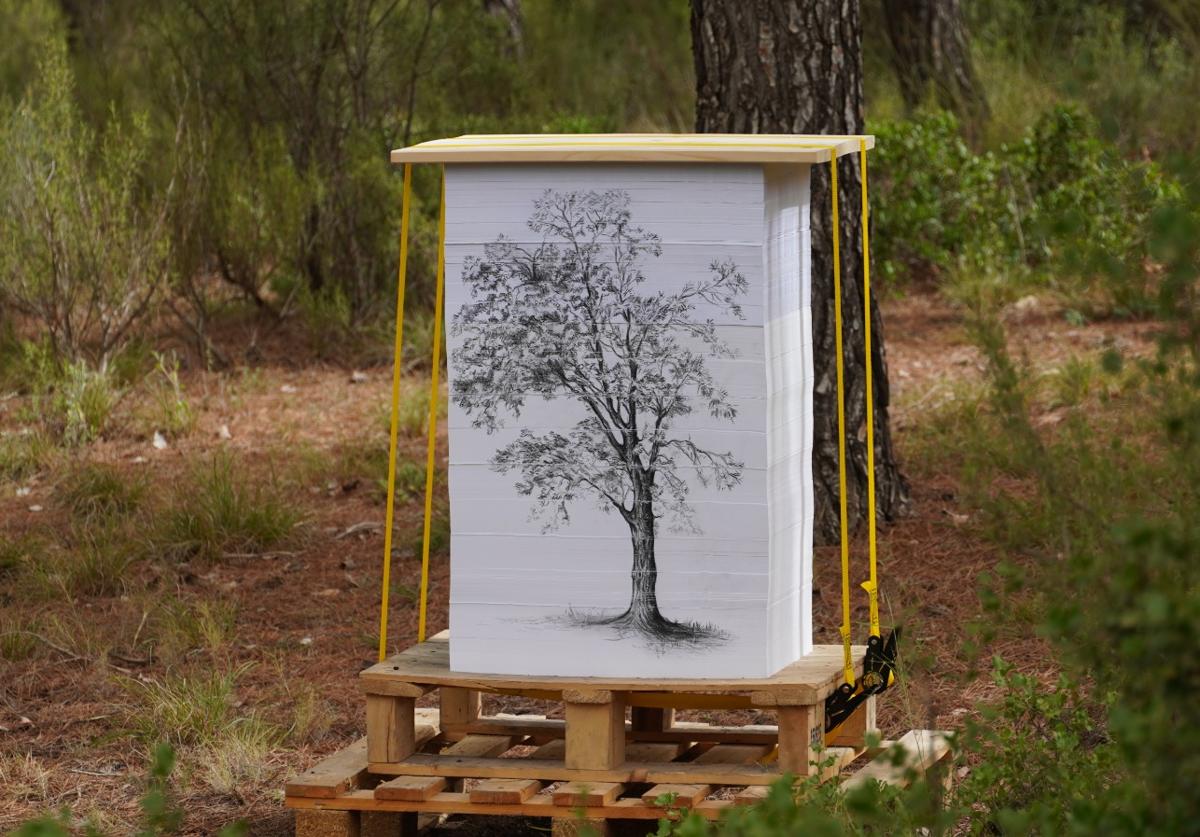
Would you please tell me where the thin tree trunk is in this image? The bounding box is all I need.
[691,0,909,545]
[882,0,989,126]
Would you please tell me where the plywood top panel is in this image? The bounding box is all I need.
[391,133,874,165]
[361,631,864,704]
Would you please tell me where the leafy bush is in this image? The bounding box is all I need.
[0,36,172,364]
[871,107,1177,313]
[909,192,1200,833]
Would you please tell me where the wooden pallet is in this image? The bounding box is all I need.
[285,632,950,836]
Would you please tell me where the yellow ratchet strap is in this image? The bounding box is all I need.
[378,164,413,662]
[859,139,881,639]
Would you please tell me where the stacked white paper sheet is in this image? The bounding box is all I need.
[442,163,814,678]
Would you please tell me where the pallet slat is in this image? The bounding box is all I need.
[642,784,712,808]
[374,776,447,802]
[552,781,625,807]
[693,743,773,765]
[289,788,737,821]
[440,734,515,758]
[469,778,543,803]
[367,754,780,786]
[842,731,951,790]
[285,738,370,799]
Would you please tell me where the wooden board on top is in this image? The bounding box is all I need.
[391,133,873,165]
[362,632,864,705]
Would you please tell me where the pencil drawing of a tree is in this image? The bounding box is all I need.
[452,189,747,645]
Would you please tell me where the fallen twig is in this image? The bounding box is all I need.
[334,521,383,540]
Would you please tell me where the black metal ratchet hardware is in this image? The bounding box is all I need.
[823,627,901,734]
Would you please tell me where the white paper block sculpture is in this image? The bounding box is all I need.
[440,160,816,678]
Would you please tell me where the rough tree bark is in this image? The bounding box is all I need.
[691,0,909,545]
[882,0,989,125]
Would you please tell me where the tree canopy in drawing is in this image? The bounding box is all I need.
[451,189,747,644]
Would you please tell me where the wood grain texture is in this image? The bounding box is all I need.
[552,781,625,807]
[374,776,447,802]
[842,730,951,790]
[361,632,863,705]
[391,133,872,164]
[469,778,543,803]
[693,743,773,764]
[366,695,415,763]
[366,754,779,785]
[777,703,823,776]
[439,734,514,758]
[826,693,877,748]
[439,688,480,730]
[691,0,908,543]
[565,695,625,770]
[642,783,712,808]
[631,706,674,732]
[286,738,370,799]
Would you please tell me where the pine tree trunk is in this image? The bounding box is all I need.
[882,0,989,126]
[691,0,909,545]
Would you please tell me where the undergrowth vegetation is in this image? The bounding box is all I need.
[1,0,1198,833]
[155,454,300,564]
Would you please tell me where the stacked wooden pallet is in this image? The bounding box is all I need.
[284,632,949,836]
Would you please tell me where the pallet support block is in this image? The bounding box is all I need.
[296,810,359,837]
[366,694,416,763]
[361,812,418,837]
[777,703,824,777]
[552,818,612,837]
[564,690,626,770]
[439,687,481,735]
[631,706,674,734]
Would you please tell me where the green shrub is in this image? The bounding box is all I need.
[921,192,1200,832]
[871,107,1177,312]
[0,35,172,365]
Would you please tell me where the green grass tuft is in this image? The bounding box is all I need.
[0,430,54,484]
[153,453,299,563]
[23,534,133,599]
[120,664,277,749]
[56,462,145,522]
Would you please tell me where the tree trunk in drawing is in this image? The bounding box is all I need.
[691,0,910,545]
[618,473,662,632]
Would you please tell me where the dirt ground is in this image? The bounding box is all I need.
[0,290,1158,834]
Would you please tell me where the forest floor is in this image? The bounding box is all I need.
[0,290,1159,835]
